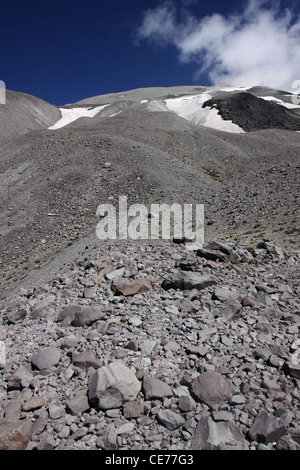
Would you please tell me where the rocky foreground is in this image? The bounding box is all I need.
[0,238,299,451]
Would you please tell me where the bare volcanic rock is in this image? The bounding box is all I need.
[190,371,233,406]
[248,410,287,444]
[111,277,153,296]
[57,305,104,326]
[181,272,217,291]
[71,351,103,370]
[157,409,185,431]
[162,272,217,291]
[88,361,141,410]
[0,419,32,450]
[0,81,300,453]
[30,347,61,371]
[220,300,243,321]
[142,375,173,400]
[202,92,300,132]
[191,416,249,450]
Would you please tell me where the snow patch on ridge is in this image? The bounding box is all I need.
[49,105,109,130]
[259,96,300,110]
[164,93,245,133]
[218,87,249,92]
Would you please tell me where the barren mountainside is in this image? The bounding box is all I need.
[0,85,299,451]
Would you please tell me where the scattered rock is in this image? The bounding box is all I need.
[283,362,300,380]
[0,341,5,365]
[178,394,196,412]
[220,301,243,321]
[4,301,27,324]
[157,409,185,430]
[66,395,90,416]
[212,287,238,302]
[181,272,217,291]
[30,347,61,371]
[48,402,65,420]
[105,267,126,280]
[71,351,103,370]
[0,419,32,450]
[22,396,45,412]
[161,272,184,291]
[31,296,56,319]
[0,238,299,451]
[191,416,249,450]
[142,375,173,400]
[248,410,287,444]
[1,79,300,454]
[111,278,152,296]
[57,305,104,327]
[186,345,208,357]
[190,371,233,406]
[197,247,228,263]
[88,361,141,410]
[123,399,144,419]
[7,365,33,390]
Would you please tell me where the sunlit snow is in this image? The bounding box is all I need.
[218,87,249,92]
[164,93,245,133]
[48,90,299,134]
[49,105,109,130]
[259,96,300,110]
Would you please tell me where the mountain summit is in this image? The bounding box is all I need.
[1,85,300,141]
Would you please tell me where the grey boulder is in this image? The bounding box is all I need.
[88,361,141,410]
[157,409,185,431]
[191,416,249,450]
[248,410,287,443]
[142,375,173,400]
[181,272,217,291]
[190,371,233,406]
[57,305,104,326]
[30,347,61,371]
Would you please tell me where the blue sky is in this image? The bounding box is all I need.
[1,0,300,105]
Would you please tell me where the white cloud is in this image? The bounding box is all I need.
[137,1,178,44]
[137,0,300,90]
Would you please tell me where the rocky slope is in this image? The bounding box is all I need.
[0,90,61,141]
[0,86,299,451]
[1,103,299,302]
[0,237,299,450]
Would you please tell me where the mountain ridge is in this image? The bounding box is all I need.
[1,85,300,141]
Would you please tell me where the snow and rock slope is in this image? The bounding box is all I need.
[1,85,299,141]
[201,91,300,132]
[0,85,299,451]
[71,85,300,133]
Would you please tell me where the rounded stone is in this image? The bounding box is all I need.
[190,371,233,406]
